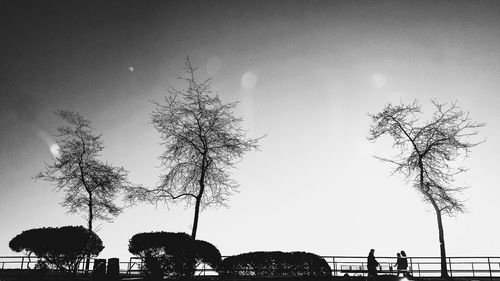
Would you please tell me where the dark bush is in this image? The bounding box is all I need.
[194,239,222,270]
[128,232,221,279]
[9,226,104,275]
[219,251,331,277]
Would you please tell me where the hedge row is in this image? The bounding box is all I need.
[9,228,332,279]
[219,251,331,277]
[129,232,221,278]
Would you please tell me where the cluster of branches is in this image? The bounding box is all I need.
[35,58,262,245]
[126,59,262,239]
[368,100,485,215]
[35,110,129,231]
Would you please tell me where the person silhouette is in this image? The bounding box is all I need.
[394,253,404,276]
[367,249,380,277]
[400,250,409,276]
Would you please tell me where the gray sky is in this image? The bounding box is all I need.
[1,0,500,260]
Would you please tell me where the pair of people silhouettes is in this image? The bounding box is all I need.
[367,249,409,277]
[395,251,409,277]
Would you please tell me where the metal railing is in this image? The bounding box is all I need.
[323,256,500,277]
[0,256,143,276]
[2,255,500,277]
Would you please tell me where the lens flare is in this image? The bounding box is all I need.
[241,72,258,90]
[372,73,387,89]
[50,143,60,158]
[206,57,222,76]
[36,129,59,158]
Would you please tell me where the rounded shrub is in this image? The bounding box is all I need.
[129,232,221,279]
[9,226,104,275]
[219,251,331,277]
[194,239,222,270]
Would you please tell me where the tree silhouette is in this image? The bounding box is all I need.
[35,110,129,270]
[368,100,484,278]
[9,226,104,276]
[127,58,261,240]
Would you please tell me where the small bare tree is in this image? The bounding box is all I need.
[128,58,261,240]
[35,110,129,270]
[368,100,484,278]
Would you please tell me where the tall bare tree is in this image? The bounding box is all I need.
[128,58,261,240]
[368,100,484,278]
[35,110,128,262]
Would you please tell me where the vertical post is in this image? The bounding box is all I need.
[488,257,492,280]
[472,262,475,277]
[333,257,336,276]
[21,257,24,270]
[417,263,421,277]
[107,258,120,281]
[448,257,453,277]
[92,259,106,281]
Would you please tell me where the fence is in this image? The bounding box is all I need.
[0,256,143,277]
[2,255,500,278]
[324,256,500,278]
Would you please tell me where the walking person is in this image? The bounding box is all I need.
[400,250,410,277]
[367,249,380,277]
[394,253,404,276]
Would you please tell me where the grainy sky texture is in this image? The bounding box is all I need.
[1,0,500,260]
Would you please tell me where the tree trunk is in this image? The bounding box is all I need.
[192,157,207,240]
[189,166,206,277]
[192,195,201,240]
[85,192,93,274]
[188,195,201,277]
[192,177,205,240]
[419,160,449,278]
[88,195,93,232]
[423,189,449,278]
[431,198,449,278]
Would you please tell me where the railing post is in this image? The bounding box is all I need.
[332,257,336,276]
[128,257,132,276]
[417,263,421,277]
[488,257,493,280]
[21,257,24,270]
[472,262,475,277]
[448,257,453,277]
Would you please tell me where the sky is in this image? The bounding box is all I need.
[1,0,500,261]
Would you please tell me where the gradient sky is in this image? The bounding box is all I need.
[2,0,500,260]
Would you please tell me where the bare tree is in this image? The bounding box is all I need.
[36,110,128,231]
[128,58,261,240]
[35,110,129,270]
[368,100,484,278]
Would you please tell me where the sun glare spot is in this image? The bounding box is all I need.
[128,66,134,72]
[50,143,60,158]
[241,72,258,90]
[372,73,387,89]
[206,57,222,76]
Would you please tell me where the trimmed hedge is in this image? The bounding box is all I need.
[9,226,104,275]
[129,232,221,279]
[219,251,331,277]
[194,239,222,270]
